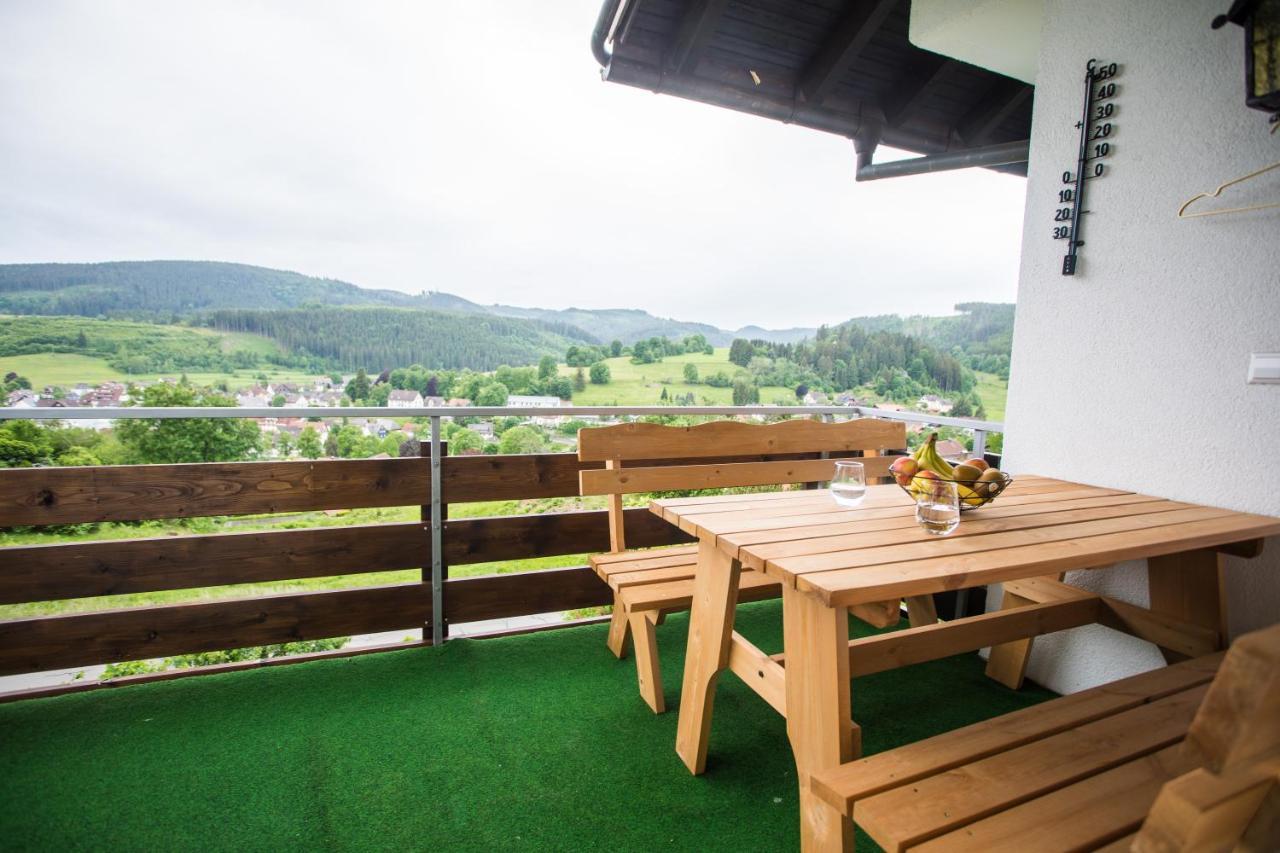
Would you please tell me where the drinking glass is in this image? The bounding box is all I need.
[830,461,867,507]
[915,479,960,536]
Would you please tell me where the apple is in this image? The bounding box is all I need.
[889,456,918,486]
[963,458,989,471]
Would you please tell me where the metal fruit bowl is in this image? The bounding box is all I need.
[898,471,1013,512]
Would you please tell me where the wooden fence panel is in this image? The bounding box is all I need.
[0,582,426,676]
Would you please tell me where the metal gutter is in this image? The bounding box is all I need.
[855,139,1031,181]
[591,0,625,67]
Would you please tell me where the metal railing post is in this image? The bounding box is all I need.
[429,416,444,646]
[972,428,987,460]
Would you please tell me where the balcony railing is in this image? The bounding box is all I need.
[0,405,1003,697]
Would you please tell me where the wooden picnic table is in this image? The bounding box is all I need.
[650,476,1280,852]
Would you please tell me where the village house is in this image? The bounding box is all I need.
[917,394,954,414]
[387,390,424,409]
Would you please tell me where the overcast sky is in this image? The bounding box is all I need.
[0,1,1028,330]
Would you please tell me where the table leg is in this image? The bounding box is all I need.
[675,536,741,775]
[1148,548,1226,662]
[784,586,856,853]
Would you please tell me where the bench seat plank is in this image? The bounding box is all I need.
[912,743,1195,852]
[619,570,781,611]
[589,544,699,570]
[608,564,698,590]
[856,684,1210,852]
[811,653,1223,811]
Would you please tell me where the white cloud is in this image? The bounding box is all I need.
[0,0,1027,328]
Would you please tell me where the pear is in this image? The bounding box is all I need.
[977,468,1005,497]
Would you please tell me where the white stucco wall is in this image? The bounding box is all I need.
[999,0,1280,694]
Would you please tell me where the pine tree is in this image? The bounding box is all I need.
[573,367,586,392]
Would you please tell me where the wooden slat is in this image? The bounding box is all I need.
[0,458,433,526]
[444,507,690,565]
[718,492,1165,554]
[811,653,1223,811]
[665,0,730,74]
[0,522,426,604]
[855,684,1210,852]
[590,543,699,569]
[1098,596,1221,660]
[442,449,846,503]
[577,418,906,461]
[735,499,1195,572]
[728,631,787,716]
[838,596,1102,678]
[797,0,899,104]
[675,483,1131,538]
[775,505,1239,582]
[443,566,611,623]
[913,744,1197,853]
[609,564,697,590]
[0,583,426,676]
[620,570,781,611]
[580,456,892,496]
[798,512,1280,607]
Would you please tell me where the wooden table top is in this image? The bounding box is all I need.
[651,476,1280,609]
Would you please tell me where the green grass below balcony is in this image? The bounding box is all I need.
[0,599,1055,851]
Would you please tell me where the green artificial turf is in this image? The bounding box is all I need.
[0,600,1056,852]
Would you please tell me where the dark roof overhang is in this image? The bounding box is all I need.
[592,0,1034,177]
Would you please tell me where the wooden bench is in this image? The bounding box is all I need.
[811,621,1280,852]
[577,417,908,713]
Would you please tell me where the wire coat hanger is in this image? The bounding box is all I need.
[1177,159,1280,218]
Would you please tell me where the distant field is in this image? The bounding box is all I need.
[974,372,1008,422]
[1,352,321,391]
[563,348,793,406]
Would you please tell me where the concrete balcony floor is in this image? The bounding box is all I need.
[0,600,1054,851]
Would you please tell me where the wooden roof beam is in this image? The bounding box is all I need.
[882,55,958,129]
[798,0,900,105]
[956,80,1033,146]
[665,0,731,76]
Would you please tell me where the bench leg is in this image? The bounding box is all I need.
[607,599,632,659]
[675,537,741,775]
[1147,548,1225,663]
[630,610,665,714]
[985,586,1036,689]
[784,586,856,853]
[905,594,938,628]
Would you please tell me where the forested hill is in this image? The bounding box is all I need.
[834,303,1014,375]
[0,261,817,345]
[0,261,431,316]
[203,307,596,372]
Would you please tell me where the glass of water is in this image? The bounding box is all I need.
[831,461,867,507]
[915,479,960,536]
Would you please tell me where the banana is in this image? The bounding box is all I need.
[912,433,986,507]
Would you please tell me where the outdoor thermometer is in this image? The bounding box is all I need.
[1056,59,1120,276]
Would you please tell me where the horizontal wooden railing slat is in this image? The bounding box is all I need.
[445,567,611,623]
[0,458,432,526]
[443,507,691,564]
[0,582,427,676]
[0,523,428,604]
